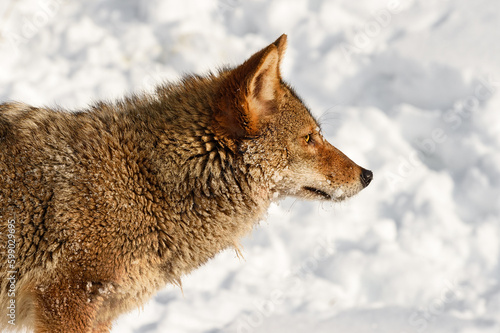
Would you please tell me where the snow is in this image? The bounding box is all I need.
[1,0,499,332]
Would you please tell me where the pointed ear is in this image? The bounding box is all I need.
[273,33,288,62]
[213,35,287,141]
[246,44,280,124]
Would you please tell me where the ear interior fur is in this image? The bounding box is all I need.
[246,46,280,127]
[214,34,287,141]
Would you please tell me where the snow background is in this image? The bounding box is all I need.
[1,0,499,332]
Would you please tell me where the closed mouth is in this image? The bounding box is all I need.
[302,186,331,199]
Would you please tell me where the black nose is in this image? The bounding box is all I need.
[360,168,373,188]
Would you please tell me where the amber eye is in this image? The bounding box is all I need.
[304,134,311,143]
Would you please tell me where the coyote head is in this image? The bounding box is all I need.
[212,34,372,202]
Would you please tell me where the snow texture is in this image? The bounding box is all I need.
[1,0,499,332]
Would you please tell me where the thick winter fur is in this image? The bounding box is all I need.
[0,35,372,332]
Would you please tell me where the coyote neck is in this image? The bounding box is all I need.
[142,132,272,281]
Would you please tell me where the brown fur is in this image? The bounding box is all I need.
[0,35,372,332]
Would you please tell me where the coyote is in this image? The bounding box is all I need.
[0,34,372,332]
